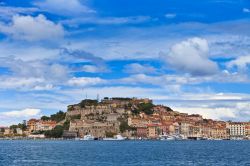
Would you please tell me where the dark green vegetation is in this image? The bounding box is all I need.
[45,125,64,138]
[133,103,154,115]
[43,122,69,138]
[119,121,136,133]
[41,116,50,121]
[164,106,173,112]
[79,99,98,108]
[41,111,66,123]
[111,97,132,101]
[67,114,81,120]
[10,123,27,131]
[63,120,70,130]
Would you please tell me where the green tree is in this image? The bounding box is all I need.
[63,120,70,130]
[119,121,130,133]
[69,114,81,120]
[10,124,27,132]
[41,116,50,121]
[10,125,18,130]
[13,128,17,134]
[45,125,64,138]
[78,99,98,108]
[17,123,27,130]
[50,111,66,122]
[133,103,154,115]
[0,128,5,132]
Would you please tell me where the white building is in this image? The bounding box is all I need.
[16,128,23,135]
[229,123,246,139]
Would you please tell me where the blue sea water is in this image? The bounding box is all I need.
[0,140,249,166]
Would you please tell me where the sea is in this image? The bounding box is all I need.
[0,140,249,166]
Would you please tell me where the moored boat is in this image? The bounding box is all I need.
[82,134,95,141]
[103,134,126,141]
[159,135,175,141]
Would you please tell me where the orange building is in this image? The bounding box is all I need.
[36,120,57,131]
[27,119,39,132]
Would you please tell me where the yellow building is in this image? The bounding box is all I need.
[147,124,161,138]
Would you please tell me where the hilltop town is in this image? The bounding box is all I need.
[1,97,250,140]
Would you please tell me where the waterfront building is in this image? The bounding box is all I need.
[147,124,161,138]
[211,127,228,139]
[229,122,246,139]
[27,119,39,132]
[36,120,57,131]
[179,122,191,137]
[169,122,180,135]
[16,128,23,135]
[27,119,56,133]
[136,126,147,138]
[189,125,202,138]
[244,123,250,139]
[4,128,10,135]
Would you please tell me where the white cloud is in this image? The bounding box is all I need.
[119,74,189,87]
[82,65,102,73]
[0,77,55,91]
[0,56,70,91]
[123,63,157,74]
[173,106,237,121]
[0,77,44,89]
[0,108,41,126]
[0,57,69,82]
[173,101,250,121]
[65,20,250,61]
[62,16,151,26]
[243,8,250,13]
[1,108,41,118]
[165,13,176,19]
[34,0,95,16]
[0,42,59,61]
[68,77,106,87]
[0,14,64,42]
[0,6,38,20]
[119,71,250,88]
[64,38,175,60]
[160,37,219,76]
[208,35,250,58]
[227,55,250,71]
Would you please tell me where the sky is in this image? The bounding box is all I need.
[0,0,250,126]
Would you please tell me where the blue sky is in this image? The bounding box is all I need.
[0,0,250,125]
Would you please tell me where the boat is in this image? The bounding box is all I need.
[103,134,126,141]
[82,134,95,141]
[213,138,223,141]
[159,135,175,141]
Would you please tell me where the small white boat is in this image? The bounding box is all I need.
[103,134,126,141]
[213,138,223,141]
[82,134,95,141]
[159,135,175,141]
